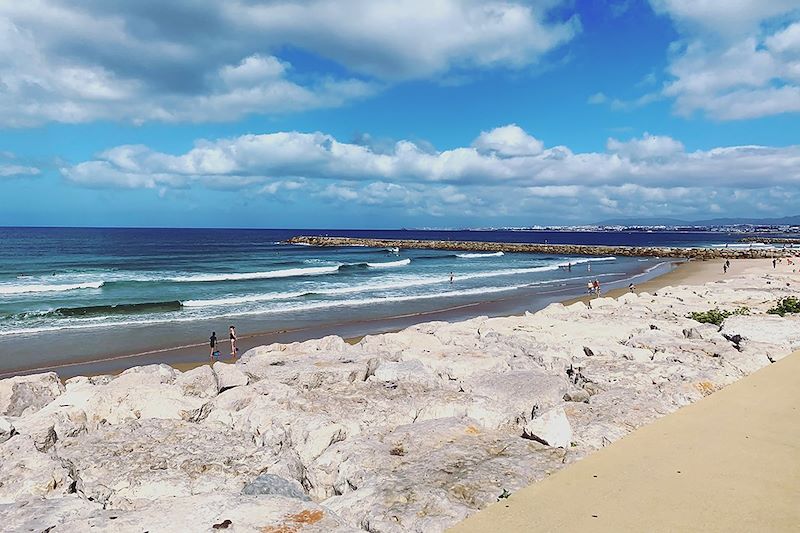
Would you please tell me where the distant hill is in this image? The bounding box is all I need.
[596,214,800,226]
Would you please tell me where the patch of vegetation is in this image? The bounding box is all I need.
[687,307,749,326]
[767,297,800,317]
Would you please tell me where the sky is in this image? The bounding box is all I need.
[1,0,799,228]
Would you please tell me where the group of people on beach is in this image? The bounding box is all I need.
[210,325,238,359]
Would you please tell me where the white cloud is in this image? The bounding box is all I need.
[649,0,799,37]
[0,152,40,177]
[0,0,578,126]
[473,124,544,157]
[607,133,684,160]
[648,1,800,120]
[60,123,800,224]
[221,1,579,80]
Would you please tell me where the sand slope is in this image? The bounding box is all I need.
[450,350,800,533]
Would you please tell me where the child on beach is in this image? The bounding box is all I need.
[210,331,218,358]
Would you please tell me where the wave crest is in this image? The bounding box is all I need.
[456,252,504,258]
[0,281,105,295]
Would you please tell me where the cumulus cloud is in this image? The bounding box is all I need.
[0,0,578,126]
[473,124,544,157]
[648,1,800,120]
[60,124,800,221]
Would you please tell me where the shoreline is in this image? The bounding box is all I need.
[1,258,687,379]
[1,256,729,380]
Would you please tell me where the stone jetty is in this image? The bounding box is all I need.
[288,236,791,259]
[739,236,800,245]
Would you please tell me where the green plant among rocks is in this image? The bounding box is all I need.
[687,307,750,326]
[767,297,800,317]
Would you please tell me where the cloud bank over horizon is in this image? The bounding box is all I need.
[61,125,800,222]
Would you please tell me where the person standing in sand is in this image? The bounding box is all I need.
[229,325,238,357]
[209,331,217,358]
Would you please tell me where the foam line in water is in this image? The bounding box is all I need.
[167,265,340,282]
[0,281,105,295]
[456,252,505,258]
[366,258,411,268]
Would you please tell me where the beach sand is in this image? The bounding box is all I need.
[449,348,800,533]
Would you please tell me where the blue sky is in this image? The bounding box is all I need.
[1,0,799,228]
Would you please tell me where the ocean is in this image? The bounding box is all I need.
[0,227,772,375]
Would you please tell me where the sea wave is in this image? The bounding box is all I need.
[167,266,340,282]
[0,285,526,336]
[54,300,183,317]
[0,281,105,295]
[456,252,505,258]
[366,258,411,268]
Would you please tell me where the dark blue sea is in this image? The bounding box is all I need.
[0,227,773,375]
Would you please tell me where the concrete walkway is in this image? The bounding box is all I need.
[450,351,800,533]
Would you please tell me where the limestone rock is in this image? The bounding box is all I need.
[522,407,573,448]
[59,493,353,532]
[0,372,65,417]
[0,416,15,443]
[241,473,310,500]
[175,365,219,398]
[213,361,250,390]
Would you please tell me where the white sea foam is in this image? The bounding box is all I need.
[0,281,105,295]
[366,258,411,268]
[456,252,504,258]
[1,285,528,336]
[167,266,340,282]
[182,291,305,307]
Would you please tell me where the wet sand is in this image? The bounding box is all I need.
[3,257,753,380]
[450,348,800,533]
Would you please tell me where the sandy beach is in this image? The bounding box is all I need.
[450,348,800,532]
[1,257,798,531]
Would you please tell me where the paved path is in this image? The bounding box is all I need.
[450,351,800,533]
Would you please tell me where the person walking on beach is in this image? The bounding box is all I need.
[587,281,594,296]
[209,331,218,358]
[773,258,777,269]
[594,279,601,296]
[229,325,238,357]
[629,282,636,292]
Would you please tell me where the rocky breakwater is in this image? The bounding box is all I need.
[288,236,792,259]
[1,268,799,532]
